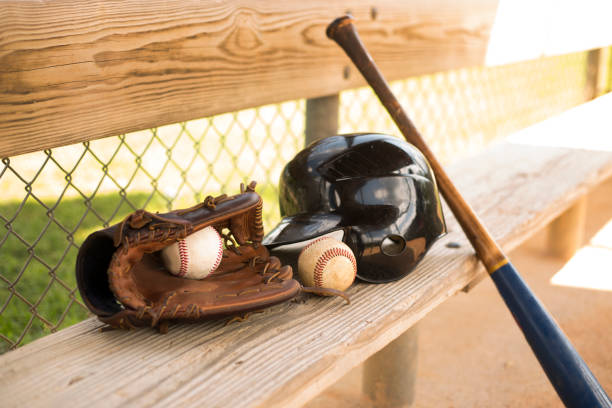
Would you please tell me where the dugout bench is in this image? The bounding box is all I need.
[1,1,612,407]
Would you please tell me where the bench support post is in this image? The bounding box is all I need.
[305,94,339,145]
[362,324,419,408]
[586,47,611,100]
[547,196,587,260]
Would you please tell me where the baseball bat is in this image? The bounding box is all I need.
[327,15,611,408]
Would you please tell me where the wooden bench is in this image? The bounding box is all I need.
[1,1,611,407]
[2,95,612,407]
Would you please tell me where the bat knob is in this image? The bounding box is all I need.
[326,15,354,40]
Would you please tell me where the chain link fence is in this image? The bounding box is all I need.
[341,51,595,164]
[0,50,603,353]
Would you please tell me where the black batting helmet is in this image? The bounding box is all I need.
[263,133,446,283]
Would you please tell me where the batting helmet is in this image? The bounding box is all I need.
[263,133,446,283]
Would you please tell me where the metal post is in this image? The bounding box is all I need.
[305,94,339,145]
[548,196,587,261]
[586,47,610,100]
[595,47,610,96]
[362,324,419,408]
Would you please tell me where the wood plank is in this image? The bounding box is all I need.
[2,93,612,407]
[0,0,499,158]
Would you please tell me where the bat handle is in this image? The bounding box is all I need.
[492,262,612,407]
[327,15,505,271]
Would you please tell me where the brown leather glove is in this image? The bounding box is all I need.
[76,182,308,332]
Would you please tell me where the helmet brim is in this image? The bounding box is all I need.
[263,213,344,248]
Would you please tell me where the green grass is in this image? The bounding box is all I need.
[0,191,170,353]
[0,184,282,354]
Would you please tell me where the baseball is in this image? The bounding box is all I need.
[161,226,224,279]
[297,237,357,292]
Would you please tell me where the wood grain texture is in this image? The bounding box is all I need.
[2,98,612,407]
[0,0,499,158]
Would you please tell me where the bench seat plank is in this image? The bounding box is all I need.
[1,95,612,408]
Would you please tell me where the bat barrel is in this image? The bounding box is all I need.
[492,262,611,407]
[327,15,612,407]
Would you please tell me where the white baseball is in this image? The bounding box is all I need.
[161,226,224,279]
[297,237,357,292]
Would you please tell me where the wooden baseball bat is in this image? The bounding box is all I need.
[327,15,611,408]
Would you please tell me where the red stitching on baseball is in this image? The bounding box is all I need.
[177,239,189,277]
[303,236,333,253]
[313,246,357,287]
[210,228,223,275]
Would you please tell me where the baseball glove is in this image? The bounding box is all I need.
[76,181,347,333]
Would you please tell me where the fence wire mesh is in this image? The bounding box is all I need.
[0,50,600,353]
[340,51,592,163]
